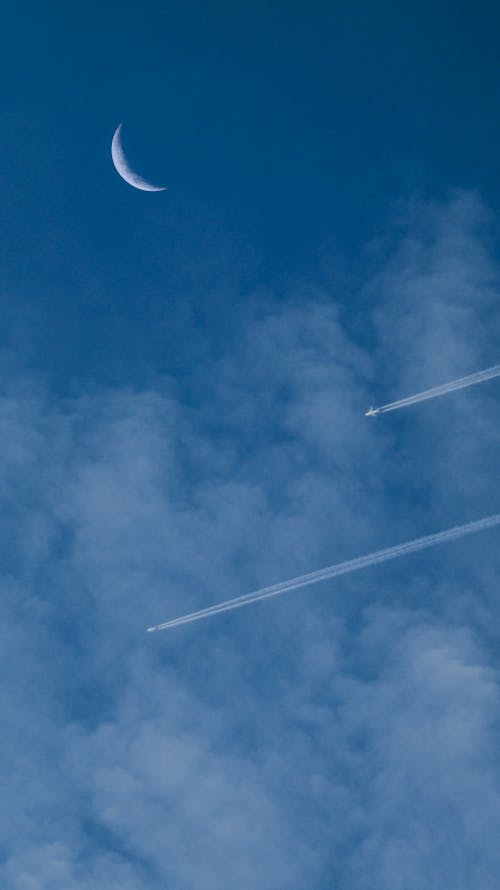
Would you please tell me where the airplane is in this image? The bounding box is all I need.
[365,406,381,417]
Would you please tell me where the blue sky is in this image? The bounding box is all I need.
[1,3,500,888]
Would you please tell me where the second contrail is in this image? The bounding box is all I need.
[365,362,500,416]
[147,513,500,632]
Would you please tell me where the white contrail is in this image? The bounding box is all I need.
[366,363,500,416]
[147,513,500,632]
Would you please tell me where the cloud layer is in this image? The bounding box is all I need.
[1,192,499,889]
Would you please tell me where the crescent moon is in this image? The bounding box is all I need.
[111,123,166,192]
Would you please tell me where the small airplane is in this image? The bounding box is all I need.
[365,406,381,417]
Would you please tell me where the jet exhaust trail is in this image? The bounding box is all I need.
[365,362,500,416]
[147,513,500,632]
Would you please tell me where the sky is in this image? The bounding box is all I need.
[1,2,500,887]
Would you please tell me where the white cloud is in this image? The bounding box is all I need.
[0,193,499,888]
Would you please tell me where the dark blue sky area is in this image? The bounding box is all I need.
[1,1,499,388]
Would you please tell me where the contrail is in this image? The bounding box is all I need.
[147,513,500,632]
[365,363,500,416]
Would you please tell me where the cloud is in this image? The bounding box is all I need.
[338,616,500,890]
[0,192,499,888]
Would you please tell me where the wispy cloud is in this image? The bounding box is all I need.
[1,192,499,888]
